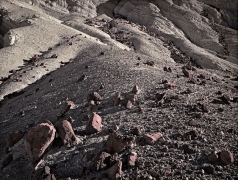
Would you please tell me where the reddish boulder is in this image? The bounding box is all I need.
[106,160,122,180]
[128,152,137,167]
[55,120,77,147]
[24,122,56,165]
[220,150,234,165]
[7,131,24,147]
[106,132,135,153]
[92,151,111,171]
[88,92,102,102]
[85,112,102,135]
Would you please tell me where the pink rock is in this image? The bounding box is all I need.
[144,132,163,145]
[106,132,135,153]
[7,131,24,147]
[153,132,163,140]
[55,120,77,147]
[106,160,122,179]
[220,150,234,165]
[85,112,102,135]
[92,151,111,171]
[24,122,56,165]
[128,152,137,167]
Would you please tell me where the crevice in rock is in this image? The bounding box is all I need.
[96,0,119,18]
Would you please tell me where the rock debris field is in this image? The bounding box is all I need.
[0,0,237,180]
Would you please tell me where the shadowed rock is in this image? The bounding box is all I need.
[58,101,75,117]
[7,131,24,147]
[106,160,122,180]
[1,154,13,169]
[92,151,111,171]
[106,132,135,153]
[55,120,77,148]
[24,121,56,166]
[85,112,102,135]
[220,150,234,165]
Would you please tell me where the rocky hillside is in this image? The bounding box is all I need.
[0,0,237,180]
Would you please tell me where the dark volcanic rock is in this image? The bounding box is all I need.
[92,151,111,171]
[208,153,219,163]
[85,112,102,135]
[106,160,122,180]
[1,154,13,169]
[220,150,234,165]
[7,131,24,147]
[55,120,77,147]
[24,121,56,165]
[131,85,139,94]
[106,132,135,153]
[183,144,195,154]
[204,165,215,174]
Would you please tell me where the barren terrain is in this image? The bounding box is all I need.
[0,0,237,180]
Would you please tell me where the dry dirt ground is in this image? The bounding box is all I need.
[0,0,237,180]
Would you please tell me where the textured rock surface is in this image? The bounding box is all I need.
[54,120,77,147]
[0,0,237,179]
[24,122,56,165]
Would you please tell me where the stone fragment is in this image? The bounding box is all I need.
[143,134,156,145]
[220,94,231,105]
[164,82,177,89]
[187,88,195,94]
[55,120,77,147]
[7,131,24,147]
[121,99,132,109]
[220,150,234,165]
[24,122,56,166]
[106,132,135,153]
[132,85,139,94]
[88,92,102,102]
[182,67,193,79]
[58,101,75,117]
[85,112,102,135]
[144,61,155,66]
[1,154,13,169]
[132,127,141,135]
[155,92,166,102]
[188,120,199,126]
[208,153,219,163]
[183,144,195,154]
[113,92,121,106]
[144,132,163,145]
[128,152,137,167]
[51,54,57,58]
[203,165,215,174]
[92,151,111,171]
[106,160,122,180]
[78,74,86,82]
[125,93,137,102]
[148,170,158,177]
